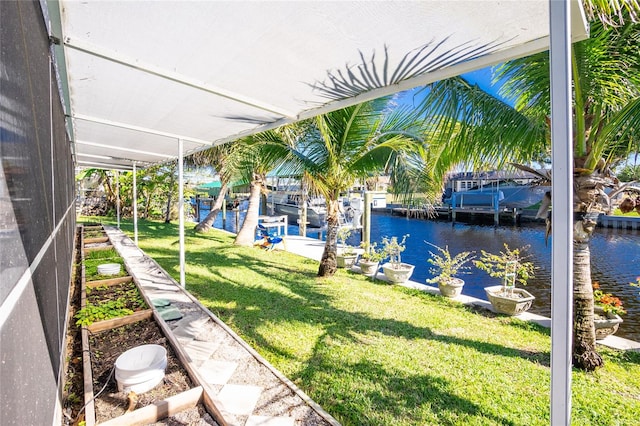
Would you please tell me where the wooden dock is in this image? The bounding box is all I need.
[598,215,640,230]
[391,206,524,226]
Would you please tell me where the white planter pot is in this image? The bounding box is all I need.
[484,285,535,315]
[337,253,358,268]
[594,306,623,340]
[381,263,415,284]
[438,277,465,298]
[358,260,380,275]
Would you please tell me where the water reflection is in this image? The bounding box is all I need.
[202,207,640,342]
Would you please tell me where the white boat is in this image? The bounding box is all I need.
[267,191,327,228]
[443,181,546,209]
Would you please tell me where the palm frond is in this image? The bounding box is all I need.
[417,77,547,170]
[583,0,640,27]
[311,37,506,101]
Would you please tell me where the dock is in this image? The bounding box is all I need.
[391,205,527,226]
[598,214,640,230]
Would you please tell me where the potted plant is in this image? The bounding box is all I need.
[474,244,536,315]
[425,242,475,298]
[592,282,625,340]
[381,234,414,284]
[336,227,358,268]
[358,241,385,275]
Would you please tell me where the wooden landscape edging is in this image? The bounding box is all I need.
[80,226,98,426]
[84,244,115,255]
[87,309,154,333]
[97,386,204,426]
[84,236,110,244]
[86,275,133,288]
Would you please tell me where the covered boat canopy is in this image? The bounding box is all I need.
[47,0,588,170]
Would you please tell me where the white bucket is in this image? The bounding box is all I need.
[97,263,121,275]
[115,344,167,394]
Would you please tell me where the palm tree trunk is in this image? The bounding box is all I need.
[164,191,172,223]
[103,175,116,211]
[143,192,151,218]
[572,213,604,371]
[194,183,228,233]
[260,191,268,217]
[234,177,262,246]
[318,198,340,277]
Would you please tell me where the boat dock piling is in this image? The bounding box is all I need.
[392,205,522,226]
[221,202,244,231]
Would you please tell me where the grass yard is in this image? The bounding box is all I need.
[612,208,640,216]
[82,217,640,425]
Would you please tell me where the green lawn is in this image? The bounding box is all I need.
[82,217,640,426]
[612,208,640,217]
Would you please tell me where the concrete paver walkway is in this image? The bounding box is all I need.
[105,227,339,426]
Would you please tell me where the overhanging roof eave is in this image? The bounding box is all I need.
[50,0,588,170]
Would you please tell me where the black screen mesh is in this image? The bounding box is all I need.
[1,1,76,423]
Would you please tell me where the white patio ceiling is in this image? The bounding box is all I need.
[51,1,588,170]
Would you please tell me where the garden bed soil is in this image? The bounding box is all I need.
[84,231,107,239]
[65,225,339,425]
[85,279,147,312]
[89,319,216,424]
[84,248,120,260]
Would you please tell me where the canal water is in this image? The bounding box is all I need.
[197,206,640,342]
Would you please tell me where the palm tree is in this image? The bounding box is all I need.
[232,131,294,246]
[190,144,241,233]
[286,97,425,277]
[76,168,119,212]
[416,9,640,370]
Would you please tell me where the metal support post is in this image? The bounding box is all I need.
[178,139,185,288]
[133,162,138,245]
[549,1,574,424]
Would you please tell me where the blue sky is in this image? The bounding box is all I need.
[395,65,504,109]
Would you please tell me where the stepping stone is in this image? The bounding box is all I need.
[182,339,220,361]
[199,360,238,385]
[173,314,209,329]
[152,298,171,307]
[217,384,262,415]
[142,282,179,291]
[157,305,183,321]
